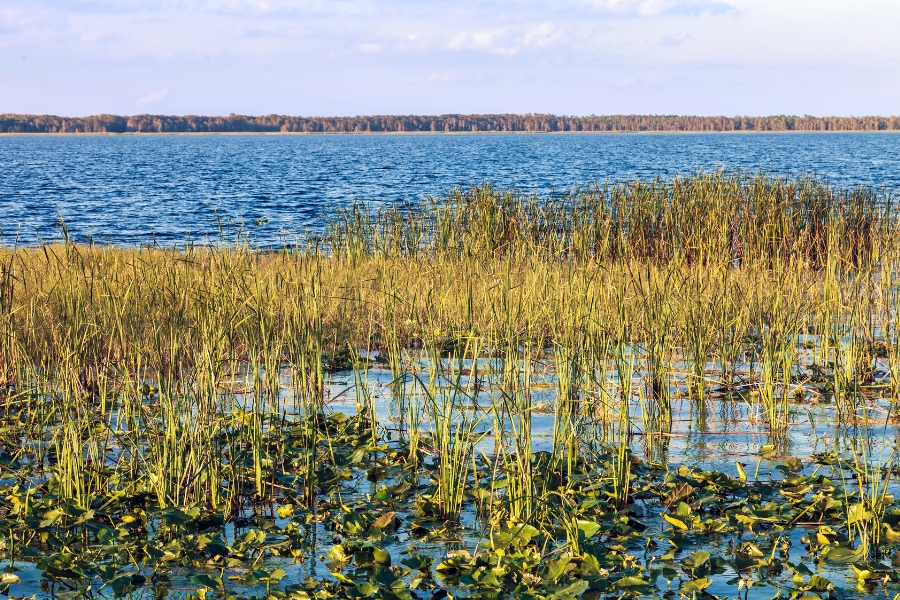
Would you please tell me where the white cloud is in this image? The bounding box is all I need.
[658,31,690,45]
[446,22,565,55]
[428,71,455,82]
[448,28,512,53]
[193,0,368,17]
[136,88,169,105]
[585,0,733,16]
[358,42,383,53]
[0,8,26,31]
[225,26,268,37]
[79,30,116,43]
[521,22,564,48]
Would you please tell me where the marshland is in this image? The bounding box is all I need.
[2,172,900,599]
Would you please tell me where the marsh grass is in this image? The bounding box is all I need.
[4,173,898,496]
[1,171,900,596]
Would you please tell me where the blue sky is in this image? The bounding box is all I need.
[1,0,898,117]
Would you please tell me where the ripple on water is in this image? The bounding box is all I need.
[1,132,899,246]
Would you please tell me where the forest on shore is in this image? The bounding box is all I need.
[3,113,900,133]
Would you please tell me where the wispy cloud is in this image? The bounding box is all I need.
[447,24,565,55]
[585,0,734,17]
[136,88,169,105]
[0,6,63,37]
[658,31,690,46]
[79,30,116,43]
[447,28,511,53]
[427,70,455,83]
[520,22,564,48]
[225,26,268,37]
[358,42,383,53]
[0,8,27,31]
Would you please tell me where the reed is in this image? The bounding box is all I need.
[418,330,486,522]
[0,172,898,597]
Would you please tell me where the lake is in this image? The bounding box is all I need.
[1,132,899,246]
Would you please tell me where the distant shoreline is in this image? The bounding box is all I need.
[3,113,900,134]
[3,129,900,137]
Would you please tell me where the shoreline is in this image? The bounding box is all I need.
[3,129,900,136]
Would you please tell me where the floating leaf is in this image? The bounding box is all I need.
[39,509,63,529]
[664,482,693,507]
[803,574,835,592]
[576,519,601,539]
[373,548,391,565]
[372,511,396,530]
[331,572,355,585]
[326,545,349,563]
[680,577,712,594]
[540,579,589,598]
[190,574,221,589]
[543,555,572,580]
[759,444,776,456]
[617,576,649,589]
[663,513,688,530]
[776,457,803,475]
[822,545,865,564]
[681,550,710,571]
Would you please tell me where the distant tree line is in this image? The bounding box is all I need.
[3,113,900,133]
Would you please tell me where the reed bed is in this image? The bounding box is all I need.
[1,172,900,598]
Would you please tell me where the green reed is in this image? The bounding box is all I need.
[0,171,896,530]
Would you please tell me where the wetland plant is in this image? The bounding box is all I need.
[0,172,898,598]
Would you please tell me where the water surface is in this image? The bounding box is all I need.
[1,132,898,247]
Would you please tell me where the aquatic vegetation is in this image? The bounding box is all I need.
[0,172,900,598]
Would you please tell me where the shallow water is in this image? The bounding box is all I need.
[324,363,898,479]
[2,132,899,247]
[269,364,900,599]
[6,357,900,599]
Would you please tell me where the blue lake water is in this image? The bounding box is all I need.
[2,132,899,247]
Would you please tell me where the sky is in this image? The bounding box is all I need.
[1,0,899,117]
